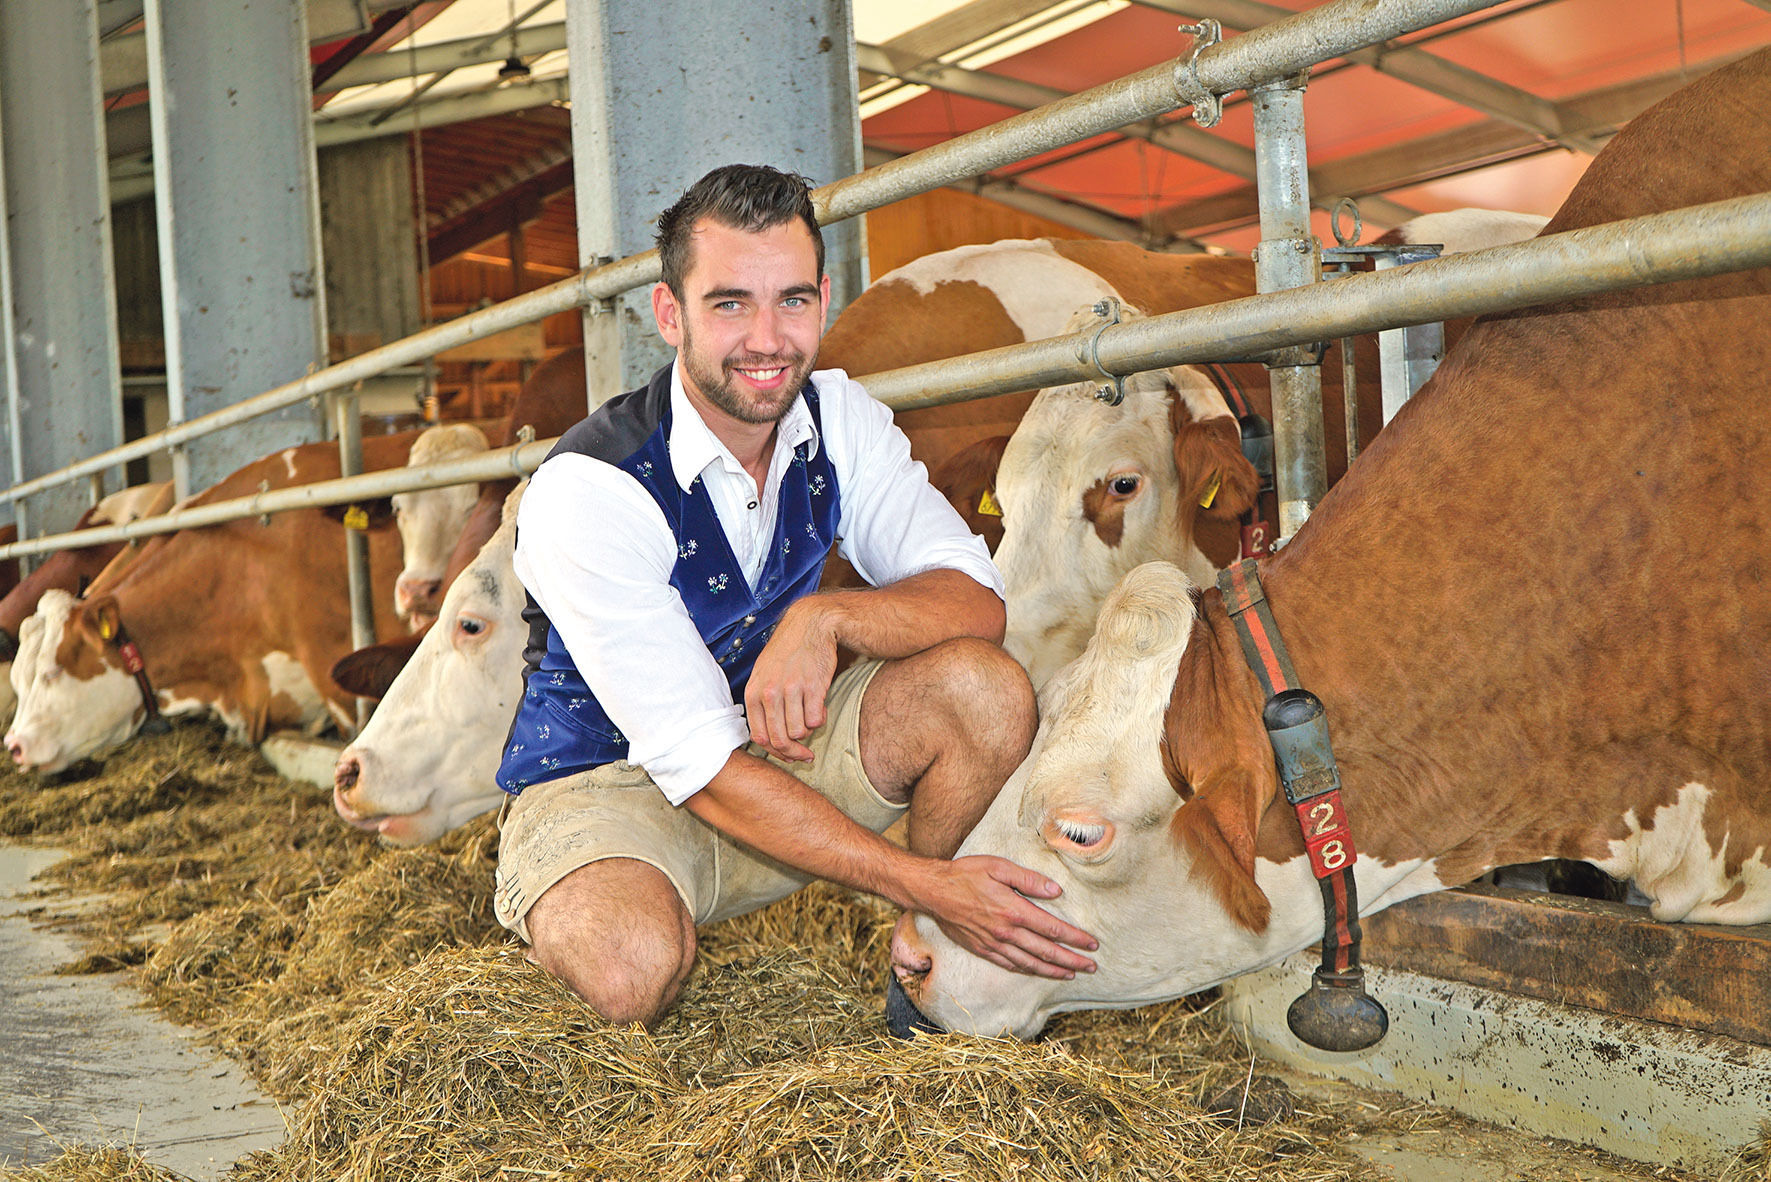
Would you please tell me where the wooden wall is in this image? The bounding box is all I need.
[862,186,1096,278]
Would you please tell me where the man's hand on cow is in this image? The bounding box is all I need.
[744,598,838,762]
[916,855,1098,979]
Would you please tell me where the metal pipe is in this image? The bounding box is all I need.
[1251,75,1325,539]
[36,0,1503,507]
[333,392,375,729]
[3,191,1769,563]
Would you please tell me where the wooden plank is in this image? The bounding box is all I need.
[433,323,548,364]
[1362,885,1771,1046]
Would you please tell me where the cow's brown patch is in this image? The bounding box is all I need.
[1081,479,1127,548]
[58,603,116,681]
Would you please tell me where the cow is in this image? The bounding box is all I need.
[988,305,1260,691]
[886,48,1771,1039]
[0,482,174,726]
[391,422,489,628]
[4,437,412,774]
[1374,207,1550,252]
[332,486,526,844]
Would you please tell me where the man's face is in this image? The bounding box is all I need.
[652,218,830,427]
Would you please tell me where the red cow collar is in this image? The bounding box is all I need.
[92,609,172,736]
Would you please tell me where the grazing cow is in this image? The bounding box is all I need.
[4,438,412,773]
[332,487,526,844]
[0,482,174,725]
[887,50,1771,1039]
[391,423,489,628]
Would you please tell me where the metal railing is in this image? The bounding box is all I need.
[4,189,1768,563]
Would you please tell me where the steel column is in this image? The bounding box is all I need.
[1251,77,1325,539]
[144,0,328,496]
[333,392,374,730]
[0,0,126,541]
[565,0,866,405]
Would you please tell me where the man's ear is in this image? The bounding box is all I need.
[818,272,831,335]
[653,281,684,348]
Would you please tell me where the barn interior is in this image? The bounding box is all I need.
[2,1,1770,1179]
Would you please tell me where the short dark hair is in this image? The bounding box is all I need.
[655,164,825,297]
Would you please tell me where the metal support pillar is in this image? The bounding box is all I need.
[565,0,866,408]
[0,0,126,543]
[145,0,328,496]
[332,392,375,731]
[1375,245,1448,423]
[1250,76,1326,541]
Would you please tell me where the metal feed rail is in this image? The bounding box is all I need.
[1,0,1502,510]
[4,191,1767,563]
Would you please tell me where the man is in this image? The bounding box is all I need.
[493,164,1097,1026]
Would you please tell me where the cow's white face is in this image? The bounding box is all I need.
[333,514,521,844]
[392,425,488,627]
[4,591,142,773]
[994,367,1230,692]
[892,563,1321,1037]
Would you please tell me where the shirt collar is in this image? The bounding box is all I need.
[667,358,821,491]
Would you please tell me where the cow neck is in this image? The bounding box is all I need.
[90,602,171,736]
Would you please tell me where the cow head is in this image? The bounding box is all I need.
[890,563,1325,1038]
[5,591,148,773]
[331,489,523,845]
[992,307,1259,691]
[391,424,490,629]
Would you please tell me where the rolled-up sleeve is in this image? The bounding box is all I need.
[817,372,1005,597]
[513,456,747,804]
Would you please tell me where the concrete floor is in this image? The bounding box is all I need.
[0,845,284,1179]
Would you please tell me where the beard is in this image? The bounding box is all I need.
[680,322,817,425]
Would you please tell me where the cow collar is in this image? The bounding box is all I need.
[91,608,172,737]
[1215,559,1388,1052]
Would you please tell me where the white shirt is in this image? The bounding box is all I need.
[513,361,1003,805]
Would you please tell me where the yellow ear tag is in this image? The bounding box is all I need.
[1198,473,1222,510]
[343,505,370,531]
[98,619,114,641]
[977,488,1003,518]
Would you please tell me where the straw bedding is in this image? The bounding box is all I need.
[0,718,1739,1181]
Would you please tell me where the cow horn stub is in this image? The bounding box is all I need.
[884,974,943,1039]
[1285,966,1389,1052]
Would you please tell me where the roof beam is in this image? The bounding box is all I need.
[856,42,1257,179]
[861,145,1203,251]
[426,159,574,268]
[1144,54,1738,237]
[1131,0,1606,153]
[320,22,568,92]
[859,0,1070,93]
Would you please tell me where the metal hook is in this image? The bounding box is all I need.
[1177,20,1225,128]
[1088,297,1127,406]
[1330,197,1364,248]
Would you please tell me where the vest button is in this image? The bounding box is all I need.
[743,615,756,626]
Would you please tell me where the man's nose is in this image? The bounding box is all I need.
[744,307,786,355]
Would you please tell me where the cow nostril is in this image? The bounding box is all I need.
[885,973,944,1039]
[335,755,361,792]
[5,737,22,764]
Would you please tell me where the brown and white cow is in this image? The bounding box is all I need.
[332,486,526,844]
[4,438,411,773]
[391,422,489,628]
[990,306,1259,690]
[0,482,174,726]
[888,49,1771,1038]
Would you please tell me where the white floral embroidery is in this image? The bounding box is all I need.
[540,756,561,771]
[549,671,566,686]
[509,743,525,754]
[805,523,819,539]
[536,723,551,741]
[781,538,792,555]
[708,573,729,592]
[810,475,827,496]
[679,538,699,560]
[638,460,654,478]
[567,698,586,711]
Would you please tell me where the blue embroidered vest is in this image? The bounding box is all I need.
[496,364,841,795]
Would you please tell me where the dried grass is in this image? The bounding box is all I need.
[0,1147,186,1182]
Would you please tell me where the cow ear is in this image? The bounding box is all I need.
[1169,769,1274,934]
[1174,416,1261,522]
[931,435,1011,554]
[330,628,427,700]
[81,594,123,644]
[321,497,396,531]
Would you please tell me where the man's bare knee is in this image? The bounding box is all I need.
[522,858,696,1027]
[918,637,1036,756]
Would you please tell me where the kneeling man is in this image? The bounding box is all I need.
[492,164,1098,1025]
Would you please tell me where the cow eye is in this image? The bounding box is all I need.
[1109,474,1140,496]
[457,616,486,637]
[1057,817,1106,846]
[1042,812,1116,860]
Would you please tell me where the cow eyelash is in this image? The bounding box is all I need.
[1055,818,1107,847]
[1109,474,1140,496]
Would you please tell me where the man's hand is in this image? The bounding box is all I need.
[912,855,1099,979]
[744,598,838,762]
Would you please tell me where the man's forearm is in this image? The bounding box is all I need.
[684,748,927,909]
[794,568,1004,661]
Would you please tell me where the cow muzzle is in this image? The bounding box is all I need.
[885,973,944,1038]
